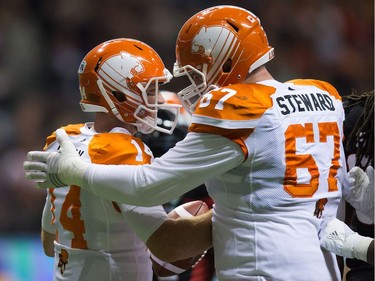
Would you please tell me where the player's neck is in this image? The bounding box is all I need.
[244,66,274,84]
[94,112,137,135]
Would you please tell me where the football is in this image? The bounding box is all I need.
[151,200,209,277]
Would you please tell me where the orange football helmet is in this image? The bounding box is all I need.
[173,5,274,113]
[78,38,180,134]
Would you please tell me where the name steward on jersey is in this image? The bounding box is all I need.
[275,92,335,115]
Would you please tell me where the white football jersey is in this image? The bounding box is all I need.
[190,79,345,280]
[42,123,166,281]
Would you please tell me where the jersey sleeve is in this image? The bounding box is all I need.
[189,84,274,157]
[88,133,153,165]
[287,79,342,101]
[43,124,84,150]
[84,132,245,206]
[119,204,168,243]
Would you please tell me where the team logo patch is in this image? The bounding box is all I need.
[314,198,328,218]
[58,249,69,275]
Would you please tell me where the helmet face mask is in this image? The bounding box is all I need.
[138,90,191,157]
[78,38,180,134]
[132,75,181,135]
[173,5,274,114]
[172,63,208,113]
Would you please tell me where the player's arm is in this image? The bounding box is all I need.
[367,240,374,265]
[25,129,244,206]
[119,203,212,262]
[86,132,243,206]
[41,197,55,257]
[41,229,55,257]
[147,209,212,262]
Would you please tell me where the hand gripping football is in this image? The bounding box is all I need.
[151,200,209,277]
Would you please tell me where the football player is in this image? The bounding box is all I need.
[37,38,212,281]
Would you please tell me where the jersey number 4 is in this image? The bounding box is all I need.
[284,122,340,198]
[56,140,148,249]
[59,185,88,249]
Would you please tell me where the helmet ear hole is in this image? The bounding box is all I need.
[94,57,102,73]
[226,20,239,32]
[222,58,232,73]
[113,91,126,102]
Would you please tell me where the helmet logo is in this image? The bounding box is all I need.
[78,60,86,74]
[191,26,237,83]
[58,249,69,275]
[99,52,145,89]
[118,52,144,77]
[193,26,220,56]
[192,26,236,60]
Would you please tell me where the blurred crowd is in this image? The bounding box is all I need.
[0,0,373,234]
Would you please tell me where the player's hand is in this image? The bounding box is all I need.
[24,128,88,188]
[23,155,62,188]
[345,166,374,223]
[319,218,355,258]
[319,218,373,262]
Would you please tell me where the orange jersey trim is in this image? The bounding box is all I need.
[189,83,274,157]
[44,124,84,150]
[88,133,152,165]
[287,79,341,101]
[192,84,274,122]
